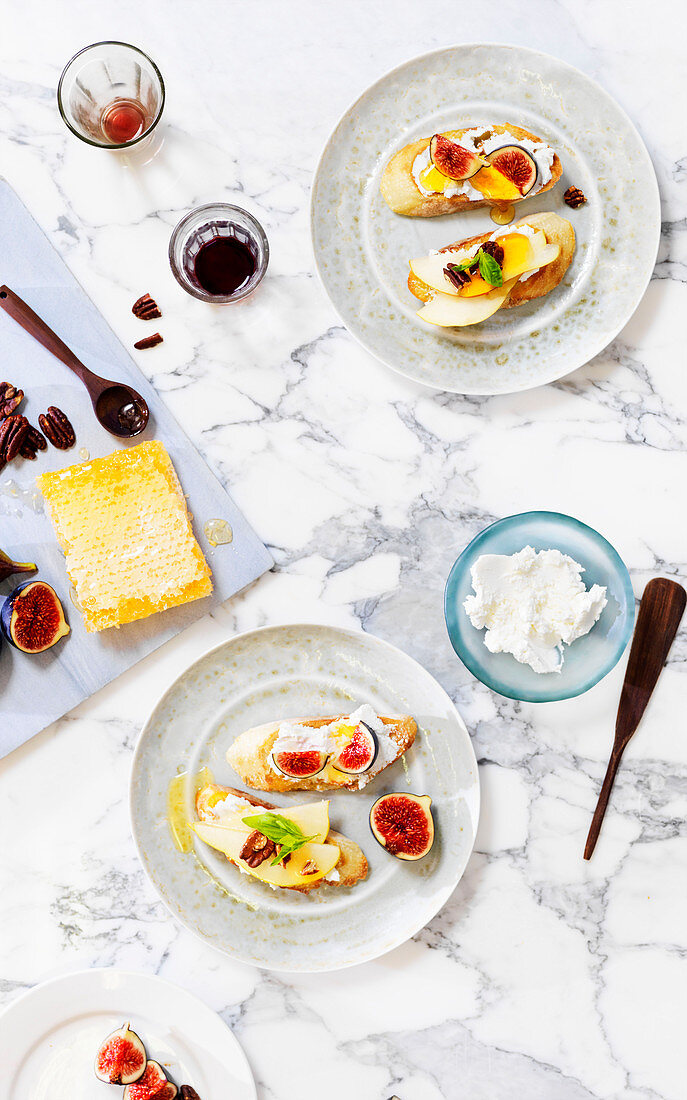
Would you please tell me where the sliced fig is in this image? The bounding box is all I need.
[331,722,378,775]
[124,1060,170,1100]
[0,549,37,584]
[429,134,486,181]
[485,145,537,196]
[370,793,434,861]
[160,1086,179,1099]
[94,1022,147,1084]
[0,580,69,653]
[272,749,328,779]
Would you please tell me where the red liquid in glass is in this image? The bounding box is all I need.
[100,99,147,144]
[193,237,256,296]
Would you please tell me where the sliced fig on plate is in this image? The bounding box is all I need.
[160,1085,179,1099]
[331,722,378,775]
[0,580,69,653]
[123,1060,171,1100]
[485,145,538,196]
[370,793,434,861]
[429,134,486,180]
[0,549,37,584]
[94,1021,147,1084]
[272,749,328,779]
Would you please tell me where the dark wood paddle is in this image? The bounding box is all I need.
[584,577,686,860]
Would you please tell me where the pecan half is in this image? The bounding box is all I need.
[181,1087,202,1100]
[0,415,30,462]
[480,240,505,267]
[19,424,48,460]
[239,830,277,867]
[564,185,586,209]
[0,382,24,419]
[38,406,76,450]
[444,264,472,290]
[132,292,162,320]
[301,859,319,875]
[134,332,163,350]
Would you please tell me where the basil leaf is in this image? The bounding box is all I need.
[477,249,503,287]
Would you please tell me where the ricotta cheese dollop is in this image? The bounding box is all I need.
[463,546,607,674]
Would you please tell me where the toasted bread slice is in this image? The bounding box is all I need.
[381,124,562,217]
[409,212,575,318]
[195,783,368,893]
[226,713,417,792]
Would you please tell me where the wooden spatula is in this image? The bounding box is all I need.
[584,577,686,860]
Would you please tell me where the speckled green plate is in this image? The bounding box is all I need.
[311,44,660,394]
[130,624,479,972]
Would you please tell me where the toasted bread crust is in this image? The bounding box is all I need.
[226,714,417,793]
[195,783,368,893]
[381,125,562,217]
[408,212,575,315]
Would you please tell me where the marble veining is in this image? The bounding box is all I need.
[0,2,685,1099]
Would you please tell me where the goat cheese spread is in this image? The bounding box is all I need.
[270,704,397,786]
[412,128,555,201]
[463,546,607,674]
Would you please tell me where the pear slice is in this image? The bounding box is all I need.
[218,800,331,845]
[417,277,519,327]
[192,822,340,887]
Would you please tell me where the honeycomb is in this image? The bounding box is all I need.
[37,440,212,632]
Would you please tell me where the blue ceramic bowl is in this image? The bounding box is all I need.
[444,511,635,702]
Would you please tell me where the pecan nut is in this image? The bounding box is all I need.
[132,292,162,320]
[239,830,277,867]
[480,239,505,267]
[19,424,47,460]
[38,406,76,450]
[564,185,586,209]
[0,414,30,462]
[301,859,319,875]
[0,382,24,419]
[134,332,163,350]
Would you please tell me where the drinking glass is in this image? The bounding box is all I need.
[168,204,270,304]
[57,41,165,150]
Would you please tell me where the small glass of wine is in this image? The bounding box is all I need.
[168,204,270,304]
[57,41,165,150]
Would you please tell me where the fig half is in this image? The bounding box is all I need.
[370,793,434,861]
[331,722,378,775]
[485,145,538,196]
[272,749,328,779]
[94,1022,147,1084]
[0,549,37,584]
[0,580,69,653]
[124,1060,172,1100]
[429,134,487,181]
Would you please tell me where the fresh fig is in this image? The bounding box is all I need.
[0,580,69,653]
[272,749,328,779]
[0,549,37,584]
[370,793,434,861]
[181,1087,202,1100]
[331,722,378,775]
[429,134,487,180]
[485,145,537,196]
[94,1022,147,1084]
[123,1060,171,1100]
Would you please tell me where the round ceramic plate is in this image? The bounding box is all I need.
[444,511,635,702]
[130,624,479,972]
[311,44,660,394]
[0,968,256,1099]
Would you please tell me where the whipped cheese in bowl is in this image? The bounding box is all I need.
[463,546,607,674]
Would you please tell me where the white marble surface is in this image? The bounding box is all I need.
[1,3,685,1098]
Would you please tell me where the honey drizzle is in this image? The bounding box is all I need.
[204,518,233,547]
[167,766,214,853]
[489,203,516,226]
